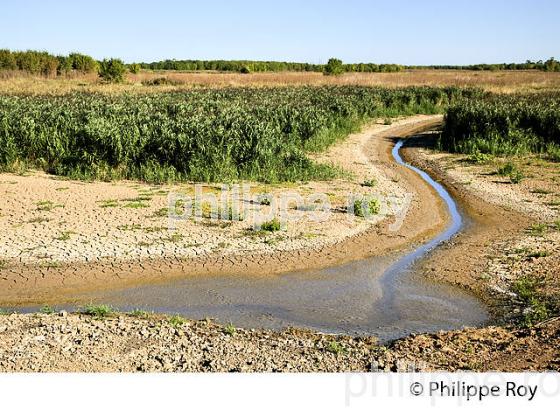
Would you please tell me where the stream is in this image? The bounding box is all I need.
[19,138,488,342]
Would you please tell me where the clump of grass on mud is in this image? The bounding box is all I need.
[224,323,237,336]
[129,309,150,318]
[168,315,186,327]
[260,218,281,232]
[361,178,377,187]
[512,276,549,327]
[39,305,55,314]
[497,162,524,184]
[352,198,381,217]
[83,304,115,318]
[325,340,346,355]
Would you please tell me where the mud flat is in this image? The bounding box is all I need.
[0,115,447,305]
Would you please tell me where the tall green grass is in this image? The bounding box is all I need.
[0,86,477,183]
[440,92,560,158]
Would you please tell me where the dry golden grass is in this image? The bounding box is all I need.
[1,69,560,95]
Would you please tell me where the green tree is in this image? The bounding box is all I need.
[99,58,126,82]
[128,63,141,74]
[324,58,344,76]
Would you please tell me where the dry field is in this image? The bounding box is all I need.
[1,69,560,95]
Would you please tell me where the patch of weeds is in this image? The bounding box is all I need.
[361,179,377,187]
[143,226,165,233]
[168,314,186,327]
[261,218,281,232]
[137,241,154,247]
[554,220,560,230]
[352,198,380,217]
[497,162,517,176]
[527,223,547,236]
[467,152,493,164]
[258,195,271,206]
[512,277,549,327]
[224,323,236,336]
[151,207,169,218]
[130,309,150,318]
[531,189,552,195]
[526,250,551,259]
[98,199,119,208]
[0,259,7,270]
[83,304,115,318]
[497,162,524,184]
[325,340,346,355]
[36,200,63,211]
[55,230,76,241]
[40,305,55,314]
[27,216,51,223]
[117,224,142,231]
[163,233,183,243]
[124,201,150,209]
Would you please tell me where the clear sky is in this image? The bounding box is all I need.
[1,0,558,65]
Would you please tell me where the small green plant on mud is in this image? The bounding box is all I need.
[467,152,493,164]
[36,200,63,211]
[130,309,150,318]
[497,162,524,183]
[40,305,54,314]
[361,179,377,187]
[224,323,237,336]
[528,223,547,236]
[353,198,380,217]
[326,340,346,355]
[84,304,115,318]
[512,277,549,327]
[168,315,186,327]
[98,199,119,208]
[55,230,76,241]
[526,250,551,259]
[261,218,281,232]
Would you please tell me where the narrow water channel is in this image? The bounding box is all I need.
[19,138,488,342]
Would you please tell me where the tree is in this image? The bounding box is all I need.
[128,63,141,74]
[99,58,126,82]
[324,58,344,76]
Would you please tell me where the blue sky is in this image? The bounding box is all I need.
[1,0,558,65]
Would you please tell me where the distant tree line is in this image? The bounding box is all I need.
[0,49,98,76]
[1,49,559,77]
[137,58,405,73]
[407,58,560,72]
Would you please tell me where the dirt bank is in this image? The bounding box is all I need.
[0,116,448,305]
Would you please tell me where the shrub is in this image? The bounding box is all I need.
[261,218,281,232]
[83,304,114,318]
[353,198,381,217]
[324,58,344,76]
[40,305,55,314]
[99,58,126,83]
[129,63,141,74]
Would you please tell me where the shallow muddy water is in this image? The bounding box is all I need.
[20,139,488,342]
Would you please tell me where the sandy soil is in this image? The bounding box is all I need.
[0,116,447,305]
